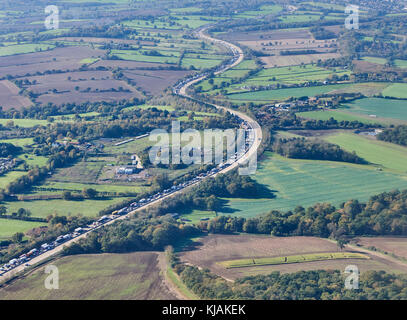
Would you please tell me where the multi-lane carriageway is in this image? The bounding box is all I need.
[0,27,263,283]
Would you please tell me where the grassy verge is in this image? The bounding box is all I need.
[219,252,369,269]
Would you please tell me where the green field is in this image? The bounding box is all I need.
[340,98,407,121]
[0,218,45,239]
[0,119,48,128]
[296,110,380,124]
[220,252,369,269]
[323,132,407,173]
[382,83,407,99]
[0,44,55,56]
[0,138,34,147]
[214,152,407,218]
[0,171,27,189]
[362,56,387,65]
[4,197,131,218]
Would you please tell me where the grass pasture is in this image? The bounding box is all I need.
[296,110,381,124]
[0,219,45,239]
[220,252,369,269]
[323,132,407,173]
[4,197,131,219]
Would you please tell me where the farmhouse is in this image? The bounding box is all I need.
[116,166,141,175]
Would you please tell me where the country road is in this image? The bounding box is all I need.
[0,26,262,284]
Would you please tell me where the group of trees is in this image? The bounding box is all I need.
[3,145,80,195]
[177,265,407,300]
[273,137,368,164]
[0,142,22,157]
[62,214,200,256]
[198,189,407,237]
[256,110,380,131]
[377,125,407,146]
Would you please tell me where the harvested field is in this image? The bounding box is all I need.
[240,38,336,54]
[23,70,143,105]
[355,237,407,260]
[260,53,341,67]
[0,252,179,300]
[0,80,32,110]
[179,234,407,280]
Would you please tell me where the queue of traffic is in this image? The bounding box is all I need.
[0,121,255,278]
[0,27,253,279]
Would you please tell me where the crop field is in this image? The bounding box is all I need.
[220,252,369,269]
[216,27,342,68]
[296,110,382,124]
[339,98,407,122]
[246,65,349,85]
[215,152,407,217]
[179,234,407,279]
[394,59,407,68]
[260,53,341,67]
[0,80,33,111]
[323,132,407,173]
[0,219,45,240]
[0,252,178,300]
[382,83,407,99]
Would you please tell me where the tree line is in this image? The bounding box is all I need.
[377,125,407,146]
[198,189,407,237]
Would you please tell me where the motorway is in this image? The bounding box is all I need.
[0,27,262,284]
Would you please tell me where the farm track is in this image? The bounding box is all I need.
[0,27,262,285]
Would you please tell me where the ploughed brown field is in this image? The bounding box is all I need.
[0,252,179,300]
[0,42,192,107]
[0,47,105,78]
[179,234,407,280]
[355,237,407,260]
[0,80,32,110]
